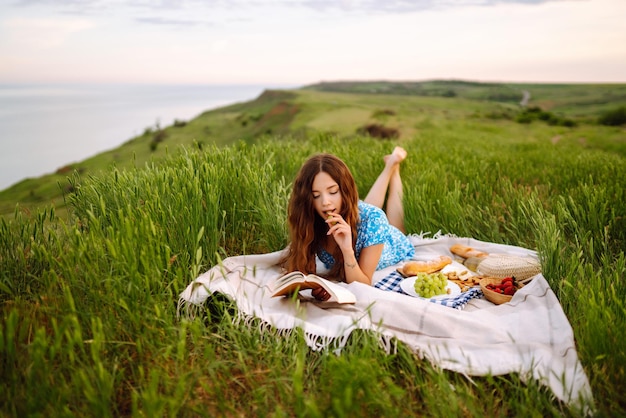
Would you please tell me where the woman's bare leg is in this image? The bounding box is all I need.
[386,158,405,233]
[364,147,407,232]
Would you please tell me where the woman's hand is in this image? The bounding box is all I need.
[325,212,380,287]
[326,213,353,253]
[311,287,331,301]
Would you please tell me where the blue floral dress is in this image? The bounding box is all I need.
[317,201,415,270]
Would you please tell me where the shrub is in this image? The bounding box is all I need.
[515,113,534,124]
[516,107,576,127]
[150,129,168,151]
[56,165,74,175]
[598,106,626,126]
[357,123,399,139]
[482,109,515,120]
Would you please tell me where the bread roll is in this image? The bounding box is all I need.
[402,256,452,276]
[449,244,488,259]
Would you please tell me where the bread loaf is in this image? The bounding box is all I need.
[402,256,452,276]
[449,244,488,259]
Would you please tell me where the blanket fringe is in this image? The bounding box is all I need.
[408,230,457,242]
[177,297,201,321]
[178,297,378,355]
[235,309,355,354]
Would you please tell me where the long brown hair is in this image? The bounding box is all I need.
[281,154,359,280]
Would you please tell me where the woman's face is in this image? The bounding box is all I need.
[311,171,343,220]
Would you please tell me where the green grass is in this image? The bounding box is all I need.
[1,81,626,416]
[1,119,625,416]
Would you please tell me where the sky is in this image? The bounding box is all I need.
[1,0,625,86]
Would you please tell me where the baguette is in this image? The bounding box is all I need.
[449,244,488,259]
[402,255,452,276]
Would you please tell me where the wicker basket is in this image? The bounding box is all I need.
[479,277,518,305]
[477,254,541,281]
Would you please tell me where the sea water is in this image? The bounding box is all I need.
[0,83,290,191]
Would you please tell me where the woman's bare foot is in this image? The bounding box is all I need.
[392,146,407,161]
[384,146,407,166]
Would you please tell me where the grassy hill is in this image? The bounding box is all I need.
[2,80,625,219]
[1,80,626,416]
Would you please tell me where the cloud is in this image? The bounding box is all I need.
[4,0,620,84]
[11,0,563,15]
[134,16,210,27]
[6,0,568,31]
[3,17,95,48]
[298,0,559,13]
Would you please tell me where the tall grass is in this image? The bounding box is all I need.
[1,127,625,416]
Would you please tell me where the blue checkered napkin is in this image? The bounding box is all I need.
[374,270,409,294]
[374,270,483,310]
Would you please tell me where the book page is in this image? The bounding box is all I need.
[271,272,356,304]
[319,279,356,304]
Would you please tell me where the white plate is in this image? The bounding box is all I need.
[440,261,478,277]
[400,277,462,299]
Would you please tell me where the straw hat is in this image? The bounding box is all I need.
[477,254,541,281]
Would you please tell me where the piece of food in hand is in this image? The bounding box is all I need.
[402,255,452,276]
[449,244,488,259]
[326,214,337,225]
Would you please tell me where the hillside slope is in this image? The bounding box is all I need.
[1,80,625,218]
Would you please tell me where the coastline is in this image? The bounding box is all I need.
[0,83,294,191]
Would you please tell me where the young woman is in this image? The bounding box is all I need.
[281,147,415,300]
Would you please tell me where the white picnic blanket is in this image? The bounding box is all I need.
[178,234,593,411]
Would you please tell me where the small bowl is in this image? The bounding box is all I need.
[479,277,518,305]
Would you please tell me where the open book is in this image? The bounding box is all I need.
[270,271,357,304]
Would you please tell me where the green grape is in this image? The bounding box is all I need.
[413,272,448,298]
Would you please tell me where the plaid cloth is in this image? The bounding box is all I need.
[374,270,483,310]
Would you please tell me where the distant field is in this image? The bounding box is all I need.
[304,80,626,117]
